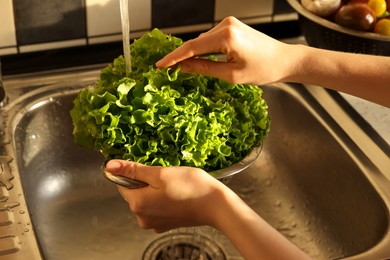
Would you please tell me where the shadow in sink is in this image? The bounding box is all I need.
[12,83,389,259]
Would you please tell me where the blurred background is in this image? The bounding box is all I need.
[0,0,301,75]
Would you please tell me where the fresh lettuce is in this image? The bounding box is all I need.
[70,29,270,171]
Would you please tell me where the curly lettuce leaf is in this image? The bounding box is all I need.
[70,29,270,171]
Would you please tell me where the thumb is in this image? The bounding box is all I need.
[180,58,241,84]
[105,160,159,184]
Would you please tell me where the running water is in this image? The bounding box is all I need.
[119,0,131,75]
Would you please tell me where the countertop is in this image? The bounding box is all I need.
[341,93,390,145]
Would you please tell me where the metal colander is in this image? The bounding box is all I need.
[103,144,262,188]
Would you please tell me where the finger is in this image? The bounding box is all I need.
[156,16,244,69]
[156,30,229,68]
[117,186,129,201]
[180,58,244,84]
[105,159,161,184]
[198,16,239,39]
[137,216,189,233]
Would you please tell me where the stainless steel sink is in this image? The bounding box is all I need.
[0,67,389,260]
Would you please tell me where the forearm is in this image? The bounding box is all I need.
[210,187,310,260]
[283,45,390,107]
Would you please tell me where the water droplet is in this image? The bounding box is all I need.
[291,222,297,228]
[19,210,25,214]
[286,233,296,239]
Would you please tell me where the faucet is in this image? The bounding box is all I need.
[0,59,6,107]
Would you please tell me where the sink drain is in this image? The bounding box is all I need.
[143,232,226,260]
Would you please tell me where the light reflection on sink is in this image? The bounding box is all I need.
[2,69,390,259]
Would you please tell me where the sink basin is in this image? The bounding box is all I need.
[1,68,389,259]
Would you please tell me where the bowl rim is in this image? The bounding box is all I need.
[287,0,390,42]
[102,143,263,188]
[210,143,263,180]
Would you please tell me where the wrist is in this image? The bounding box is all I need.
[206,183,247,232]
[277,44,309,84]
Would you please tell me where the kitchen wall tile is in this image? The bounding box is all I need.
[273,12,298,22]
[152,0,215,28]
[0,0,17,54]
[13,0,86,45]
[159,23,213,36]
[129,0,152,31]
[19,39,87,53]
[273,0,295,14]
[86,0,151,42]
[86,0,122,37]
[0,47,18,56]
[215,0,274,23]
[239,16,272,25]
[273,0,297,22]
[88,34,123,45]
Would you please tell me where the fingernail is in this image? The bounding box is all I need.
[155,60,163,67]
[106,160,122,174]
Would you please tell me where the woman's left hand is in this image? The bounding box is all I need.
[105,159,227,233]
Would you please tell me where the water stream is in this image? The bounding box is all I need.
[119,0,131,75]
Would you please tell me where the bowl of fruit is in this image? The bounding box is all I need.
[287,0,390,56]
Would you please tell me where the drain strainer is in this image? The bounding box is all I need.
[143,232,226,260]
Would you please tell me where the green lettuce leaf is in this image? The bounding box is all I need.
[70,29,270,171]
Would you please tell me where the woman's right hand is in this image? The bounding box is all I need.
[156,16,293,86]
[157,16,390,107]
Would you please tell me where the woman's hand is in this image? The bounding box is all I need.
[106,159,310,259]
[156,16,390,107]
[105,159,227,233]
[156,16,292,86]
